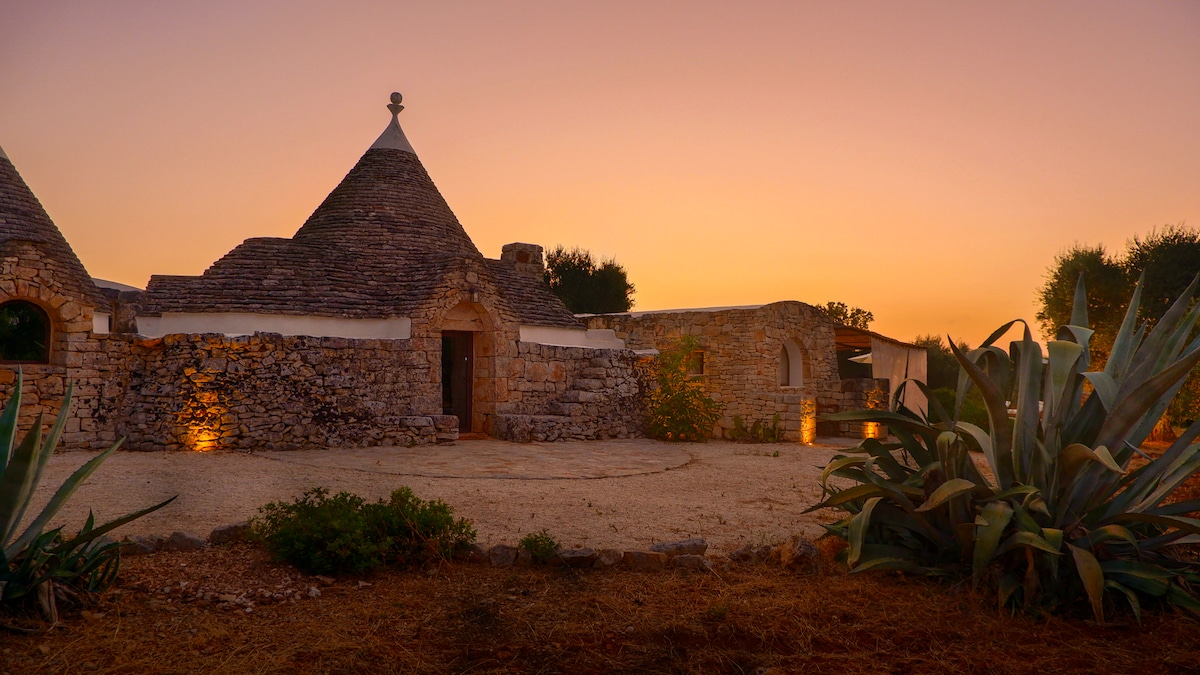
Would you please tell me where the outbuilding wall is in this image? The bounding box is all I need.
[586,301,888,441]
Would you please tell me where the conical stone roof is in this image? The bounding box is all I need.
[0,145,107,307]
[144,94,580,328]
[292,92,481,257]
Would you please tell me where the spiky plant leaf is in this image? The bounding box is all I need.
[814,277,1200,622]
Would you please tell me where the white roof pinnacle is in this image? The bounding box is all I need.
[369,92,416,154]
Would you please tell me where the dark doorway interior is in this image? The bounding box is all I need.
[441,331,474,431]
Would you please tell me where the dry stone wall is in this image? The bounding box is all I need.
[587,302,842,441]
[115,333,454,451]
[492,342,645,442]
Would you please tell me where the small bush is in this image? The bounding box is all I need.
[518,529,561,564]
[729,413,785,443]
[646,335,722,441]
[929,386,989,429]
[251,487,476,576]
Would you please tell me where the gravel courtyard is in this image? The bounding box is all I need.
[31,438,858,555]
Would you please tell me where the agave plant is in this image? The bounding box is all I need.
[1,373,174,623]
[811,275,1200,622]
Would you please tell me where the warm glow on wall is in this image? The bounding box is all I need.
[862,422,885,440]
[180,390,226,452]
[800,398,817,445]
[188,426,220,452]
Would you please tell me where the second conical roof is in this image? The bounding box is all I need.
[0,146,107,307]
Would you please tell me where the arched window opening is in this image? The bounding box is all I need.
[0,300,51,363]
[779,338,810,387]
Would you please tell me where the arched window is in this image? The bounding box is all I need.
[0,300,51,363]
[779,338,811,387]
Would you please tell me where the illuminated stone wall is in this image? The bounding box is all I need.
[586,301,846,442]
[112,332,453,451]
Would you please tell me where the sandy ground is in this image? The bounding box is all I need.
[28,438,858,555]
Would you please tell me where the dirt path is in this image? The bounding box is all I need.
[31,439,855,555]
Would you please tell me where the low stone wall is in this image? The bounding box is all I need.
[0,333,136,450]
[814,378,890,439]
[587,302,844,442]
[111,332,455,451]
[493,342,645,442]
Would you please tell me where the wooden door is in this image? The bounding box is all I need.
[441,331,474,430]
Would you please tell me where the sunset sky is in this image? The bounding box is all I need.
[2,1,1197,345]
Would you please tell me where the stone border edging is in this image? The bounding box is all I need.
[117,526,824,576]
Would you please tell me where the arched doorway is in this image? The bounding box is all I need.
[438,300,496,434]
[778,338,811,387]
[0,300,51,363]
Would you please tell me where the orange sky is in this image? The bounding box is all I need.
[2,1,1198,345]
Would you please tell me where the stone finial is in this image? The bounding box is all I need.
[370,91,416,154]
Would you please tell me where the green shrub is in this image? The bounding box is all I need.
[929,386,989,430]
[518,529,561,564]
[251,486,476,576]
[812,275,1200,622]
[646,335,722,441]
[730,413,785,443]
[1,375,174,621]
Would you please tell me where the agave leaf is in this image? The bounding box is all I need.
[1141,532,1200,550]
[4,384,75,546]
[5,438,124,559]
[51,495,176,555]
[1094,348,1200,452]
[1104,274,1145,381]
[1105,579,1142,625]
[950,340,1014,487]
[1025,494,1051,519]
[1165,585,1200,618]
[1104,422,1200,518]
[1010,328,1044,482]
[0,371,22,472]
[1100,559,1176,580]
[848,556,930,575]
[1075,524,1139,550]
[1010,502,1043,535]
[849,438,914,483]
[995,531,1062,557]
[820,456,867,488]
[972,500,1013,587]
[1130,448,1200,513]
[998,573,1022,608]
[1149,499,1200,517]
[1061,443,1124,477]
[0,412,45,545]
[1058,324,1095,352]
[916,478,977,512]
[1122,273,1199,389]
[846,497,883,568]
[979,486,1039,501]
[1069,544,1106,623]
[1070,274,1090,329]
[889,425,937,469]
[1042,528,1064,580]
[1081,373,1119,413]
[804,484,884,512]
[1045,340,1084,423]
[1108,572,1170,598]
[1104,513,1200,537]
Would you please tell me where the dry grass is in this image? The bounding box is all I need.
[3,539,1199,674]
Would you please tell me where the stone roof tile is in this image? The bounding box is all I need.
[0,152,108,308]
